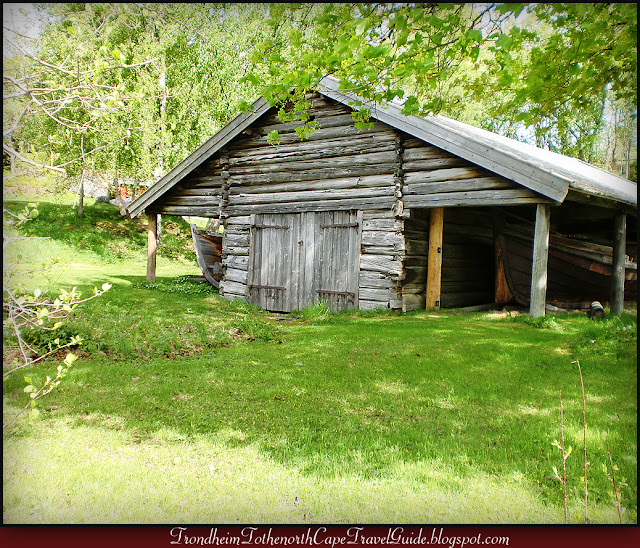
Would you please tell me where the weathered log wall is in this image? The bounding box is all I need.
[152,95,556,311]
[223,95,399,217]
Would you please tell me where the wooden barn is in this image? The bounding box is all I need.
[127,76,637,317]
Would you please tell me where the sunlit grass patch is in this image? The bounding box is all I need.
[3,195,637,524]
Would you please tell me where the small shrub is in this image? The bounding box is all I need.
[300,300,332,322]
[131,275,217,296]
[525,315,563,331]
[232,316,282,342]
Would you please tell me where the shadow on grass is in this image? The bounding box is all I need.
[18,311,635,520]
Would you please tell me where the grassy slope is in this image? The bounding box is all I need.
[3,192,637,524]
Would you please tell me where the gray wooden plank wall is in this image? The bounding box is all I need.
[151,94,553,311]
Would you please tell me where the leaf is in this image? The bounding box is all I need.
[496,34,513,50]
[497,3,526,18]
[355,17,369,36]
[466,29,483,43]
[401,96,420,116]
[24,385,35,393]
[266,130,281,145]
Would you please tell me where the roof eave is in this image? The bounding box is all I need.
[127,96,272,218]
[317,77,569,203]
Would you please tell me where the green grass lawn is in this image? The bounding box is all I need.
[3,194,637,524]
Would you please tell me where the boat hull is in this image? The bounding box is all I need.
[190,225,222,288]
[499,233,637,309]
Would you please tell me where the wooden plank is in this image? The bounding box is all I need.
[228,175,394,195]
[228,150,396,174]
[611,213,626,315]
[529,203,551,317]
[220,279,248,297]
[359,254,403,276]
[402,188,549,208]
[402,146,453,161]
[361,231,404,248]
[362,209,396,219]
[162,196,221,206]
[225,267,248,285]
[228,133,396,163]
[359,300,390,310]
[402,157,470,171]
[228,164,397,185]
[222,255,249,269]
[425,208,444,308]
[404,177,515,195]
[359,271,396,289]
[226,216,253,226]
[359,287,396,302]
[229,186,394,206]
[404,167,487,185]
[146,212,157,282]
[236,122,396,148]
[225,196,396,216]
[318,81,569,202]
[154,205,221,217]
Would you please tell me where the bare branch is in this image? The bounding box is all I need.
[2,142,67,175]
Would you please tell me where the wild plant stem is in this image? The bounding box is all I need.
[575,360,588,524]
[607,441,623,524]
[559,389,568,524]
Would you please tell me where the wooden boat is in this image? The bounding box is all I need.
[190,224,223,288]
[496,227,637,309]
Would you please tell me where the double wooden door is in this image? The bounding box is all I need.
[247,211,360,312]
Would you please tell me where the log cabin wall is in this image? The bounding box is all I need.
[158,157,224,218]
[223,94,398,217]
[399,209,430,311]
[145,94,552,311]
[215,93,402,306]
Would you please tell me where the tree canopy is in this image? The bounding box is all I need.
[3,3,637,182]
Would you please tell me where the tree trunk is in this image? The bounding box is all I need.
[147,212,158,282]
[77,169,85,218]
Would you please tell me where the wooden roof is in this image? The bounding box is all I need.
[127,76,637,218]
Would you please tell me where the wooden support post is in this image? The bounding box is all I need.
[530,203,550,317]
[426,207,444,308]
[611,213,626,316]
[146,211,158,281]
[493,212,512,304]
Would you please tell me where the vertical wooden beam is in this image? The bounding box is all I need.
[426,207,444,308]
[146,211,158,282]
[493,212,512,304]
[530,203,551,317]
[611,213,626,316]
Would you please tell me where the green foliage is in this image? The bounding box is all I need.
[130,275,217,296]
[4,3,270,181]
[241,3,635,177]
[5,3,636,183]
[3,308,636,522]
[3,199,196,263]
[299,300,332,322]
